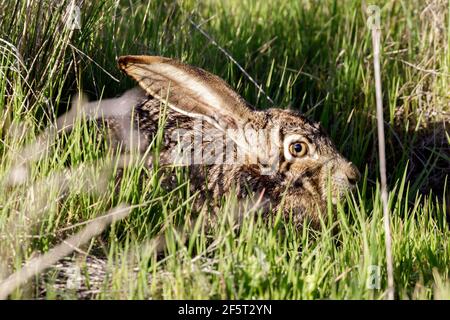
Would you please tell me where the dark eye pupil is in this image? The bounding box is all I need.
[294,143,302,152]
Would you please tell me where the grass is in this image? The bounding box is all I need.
[0,0,449,299]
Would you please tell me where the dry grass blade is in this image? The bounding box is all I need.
[372,24,395,300]
[0,204,132,300]
[188,16,274,105]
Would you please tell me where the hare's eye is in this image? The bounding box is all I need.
[289,142,308,157]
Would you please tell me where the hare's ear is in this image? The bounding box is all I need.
[118,55,256,130]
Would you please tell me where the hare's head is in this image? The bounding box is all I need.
[264,108,360,204]
[118,55,360,218]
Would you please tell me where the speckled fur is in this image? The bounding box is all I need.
[103,103,356,228]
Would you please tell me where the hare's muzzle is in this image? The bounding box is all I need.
[343,162,361,186]
[327,160,361,204]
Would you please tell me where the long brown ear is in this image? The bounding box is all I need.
[118,55,256,129]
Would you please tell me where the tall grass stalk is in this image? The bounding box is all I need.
[371,16,394,300]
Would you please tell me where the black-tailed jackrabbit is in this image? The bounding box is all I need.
[9,55,360,228]
[107,55,360,227]
[4,56,361,298]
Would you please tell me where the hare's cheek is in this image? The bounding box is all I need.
[287,159,318,174]
[314,163,344,200]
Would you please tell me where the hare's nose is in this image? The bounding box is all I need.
[345,162,361,185]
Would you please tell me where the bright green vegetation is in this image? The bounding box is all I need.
[0,0,448,299]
